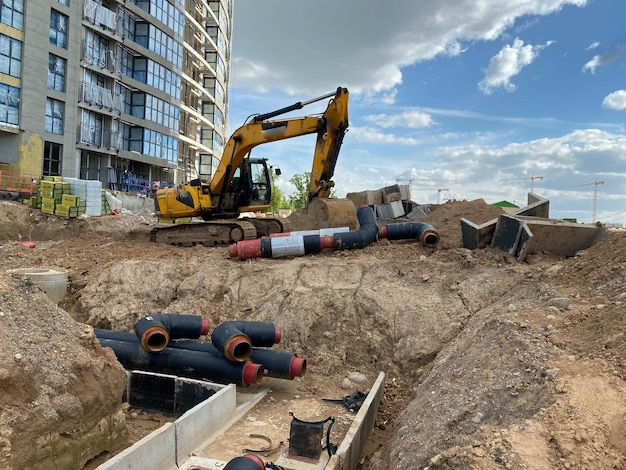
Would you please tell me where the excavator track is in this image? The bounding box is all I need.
[149,217,292,246]
[150,219,258,246]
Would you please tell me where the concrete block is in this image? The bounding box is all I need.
[460,218,498,250]
[382,184,402,204]
[375,204,394,219]
[491,215,524,255]
[346,190,382,207]
[175,384,237,465]
[514,216,608,261]
[514,193,549,218]
[97,423,176,470]
[398,184,411,201]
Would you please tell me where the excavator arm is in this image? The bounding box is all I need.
[210,87,349,204]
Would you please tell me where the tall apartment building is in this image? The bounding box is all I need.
[0,0,232,192]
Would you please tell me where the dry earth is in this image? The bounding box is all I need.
[0,198,625,469]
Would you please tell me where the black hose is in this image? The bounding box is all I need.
[333,205,378,250]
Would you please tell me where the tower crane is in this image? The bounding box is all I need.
[437,188,449,204]
[575,177,604,223]
[502,173,544,192]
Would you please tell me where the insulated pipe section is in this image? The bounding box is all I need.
[94,329,306,379]
[229,206,378,260]
[269,227,350,238]
[224,454,265,470]
[380,222,440,247]
[211,321,281,363]
[332,205,378,251]
[96,337,263,387]
[134,314,209,353]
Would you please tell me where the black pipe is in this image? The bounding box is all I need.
[96,337,263,387]
[134,314,209,353]
[380,222,440,247]
[333,205,379,250]
[211,321,281,363]
[93,329,306,379]
[224,454,265,470]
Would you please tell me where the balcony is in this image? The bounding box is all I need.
[80,82,123,113]
[78,124,120,151]
[81,41,118,73]
[83,0,117,33]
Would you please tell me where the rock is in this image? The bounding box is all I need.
[548,297,570,309]
[347,371,368,385]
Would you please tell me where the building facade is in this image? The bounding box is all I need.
[0,0,232,192]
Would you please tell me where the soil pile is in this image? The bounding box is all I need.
[0,199,625,469]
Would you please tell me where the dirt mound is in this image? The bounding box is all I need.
[1,199,625,469]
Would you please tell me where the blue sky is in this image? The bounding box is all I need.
[227,0,626,226]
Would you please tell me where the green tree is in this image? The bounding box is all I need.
[289,172,311,210]
[269,169,288,213]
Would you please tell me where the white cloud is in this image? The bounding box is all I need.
[363,111,435,129]
[232,0,587,98]
[602,90,626,111]
[586,41,600,50]
[348,126,420,145]
[582,54,602,73]
[478,38,554,94]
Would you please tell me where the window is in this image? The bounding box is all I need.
[50,10,68,49]
[43,142,62,176]
[47,54,66,91]
[80,110,103,146]
[0,0,23,30]
[56,0,69,5]
[45,98,64,134]
[0,35,21,78]
[0,83,19,127]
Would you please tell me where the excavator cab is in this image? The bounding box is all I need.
[224,157,272,212]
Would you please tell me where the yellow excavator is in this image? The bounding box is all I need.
[151,87,357,245]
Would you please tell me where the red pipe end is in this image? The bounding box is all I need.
[228,242,238,258]
[141,326,169,352]
[289,356,307,378]
[243,454,266,469]
[421,230,440,247]
[274,326,281,344]
[200,318,210,335]
[243,362,264,387]
[225,334,252,362]
[379,226,389,239]
[235,239,262,261]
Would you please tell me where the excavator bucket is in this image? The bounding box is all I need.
[288,198,359,231]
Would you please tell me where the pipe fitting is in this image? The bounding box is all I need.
[211,321,281,363]
[380,222,440,247]
[224,454,265,470]
[135,314,209,353]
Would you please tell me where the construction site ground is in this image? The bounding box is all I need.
[1,198,626,469]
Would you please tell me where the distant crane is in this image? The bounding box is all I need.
[437,188,449,204]
[575,177,604,223]
[503,173,544,192]
[396,177,432,202]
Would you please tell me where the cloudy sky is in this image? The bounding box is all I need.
[227,0,626,226]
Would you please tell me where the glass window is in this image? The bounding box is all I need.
[0,83,19,127]
[43,141,62,176]
[0,0,24,30]
[47,54,66,91]
[45,98,64,134]
[50,10,68,49]
[0,35,21,78]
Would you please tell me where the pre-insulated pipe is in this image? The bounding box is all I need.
[269,227,350,238]
[380,222,440,247]
[224,454,265,470]
[134,314,209,353]
[97,337,263,387]
[94,329,306,379]
[229,205,379,260]
[211,321,281,363]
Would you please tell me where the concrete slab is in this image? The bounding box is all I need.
[460,217,498,250]
[514,216,608,261]
[490,215,524,255]
[513,193,549,218]
[96,423,176,470]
